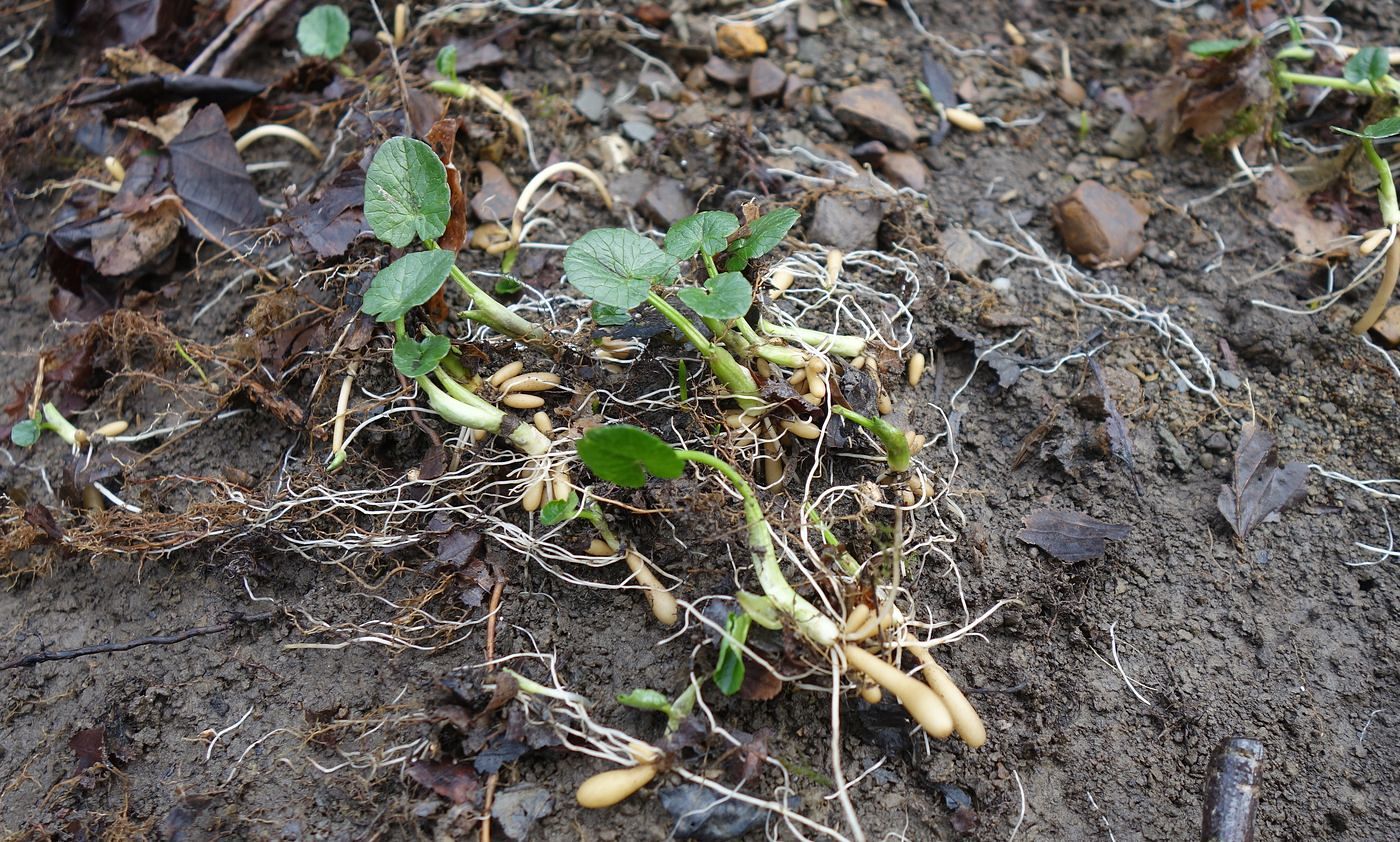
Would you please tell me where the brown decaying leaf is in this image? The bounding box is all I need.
[281,165,366,259]
[70,726,107,774]
[1017,508,1130,562]
[1255,169,1347,257]
[1216,421,1308,540]
[406,760,480,805]
[168,104,264,244]
[51,0,190,49]
[1090,360,1140,493]
[1131,42,1275,151]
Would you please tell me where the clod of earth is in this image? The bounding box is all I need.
[1051,180,1149,268]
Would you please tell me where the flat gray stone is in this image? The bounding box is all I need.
[829,82,918,150]
[471,161,518,222]
[574,85,607,123]
[940,227,988,276]
[749,58,786,102]
[639,176,693,227]
[807,194,881,251]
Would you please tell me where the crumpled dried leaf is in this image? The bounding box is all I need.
[51,0,190,49]
[1090,360,1140,493]
[491,784,554,841]
[406,760,480,805]
[73,75,264,110]
[70,726,107,774]
[1255,169,1347,256]
[168,104,264,243]
[1216,421,1307,539]
[280,164,366,259]
[1017,508,1130,562]
[1132,41,1276,151]
[660,784,798,842]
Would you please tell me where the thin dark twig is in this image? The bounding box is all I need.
[1,610,280,670]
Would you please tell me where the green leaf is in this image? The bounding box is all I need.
[365,137,452,248]
[1365,116,1400,139]
[494,276,523,295]
[575,424,685,488]
[724,207,799,270]
[1345,47,1390,85]
[563,228,677,310]
[665,211,740,260]
[540,491,581,525]
[10,419,40,447]
[361,250,456,322]
[713,612,751,696]
[1187,38,1249,58]
[676,272,752,320]
[617,689,672,712]
[435,45,458,81]
[296,5,350,59]
[591,302,632,326]
[392,335,451,377]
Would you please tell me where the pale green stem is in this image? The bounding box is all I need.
[423,240,549,344]
[832,406,911,471]
[41,402,80,447]
[675,448,839,647]
[757,318,866,358]
[1278,71,1400,96]
[646,291,761,406]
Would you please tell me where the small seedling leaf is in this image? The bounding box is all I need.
[10,419,40,447]
[365,137,452,248]
[563,228,676,310]
[676,272,752,320]
[392,335,451,378]
[1364,116,1400,139]
[1344,46,1390,85]
[575,424,684,488]
[494,276,523,295]
[664,211,740,260]
[713,612,751,696]
[539,491,581,526]
[435,45,458,80]
[1187,38,1249,58]
[616,689,672,712]
[361,250,456,322]
[297,5,351,59]
[724,207,799,269]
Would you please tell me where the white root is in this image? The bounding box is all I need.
[235,125,323,158]
[492,161,613,255]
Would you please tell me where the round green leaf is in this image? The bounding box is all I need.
[435,45,458,79]
[676,272,752,320]
[1344,47,1390,85]
[665,211,740,259]
[575,424,684,487]
[393,335,451,377]
[365,137,452,248]
[725,207,799,270]
[563,228,677,310]
[540,491,581,525]
[297,5,351,59]
[10,419,40,447]
[361,250,456,322]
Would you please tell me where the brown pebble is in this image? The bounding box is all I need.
[1051,180,1149,268]
[748,57,786,102]
[716,22,767,58]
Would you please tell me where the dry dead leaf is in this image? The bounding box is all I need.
[1216,421,1308,540]
[1017,508,1130,562]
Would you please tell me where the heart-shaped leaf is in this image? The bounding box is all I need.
[676,272,752,320]
[393,335,451,377]
[297,5,351,59]
[665,211,740,260]
[365,137,452,248]
[724,207,799,270]
[576,424,684,487]
[563,228,677,310]
[1344,46,1390,85]
[1187,38,1249,58]
[361,250,456,322]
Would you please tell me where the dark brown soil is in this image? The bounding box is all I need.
[3,2,1398,841]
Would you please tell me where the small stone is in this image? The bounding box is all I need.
[703,56,746,87]
[620,120,656,143]
[1104,113,1148,159]
[453,42,507,73]
[940,227,988,276]
[880,151,927,191]
[816,10,838,26]
[574,85,607,123]
[850,140,888,164]
[807,194,881,251]
[748,58,786,102]
[797,3,819,33]
[674,103,710,127]
[470,161,518,222]
[782,75,812,109]
[1370,305,1400,347]
[1051,180,1149,268]
[645,100,676,121]
[716,22,767,59]
[1057,78,1087,107]
[829,82,918,150]
[638,68,680,100]
[639,176,693,227]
